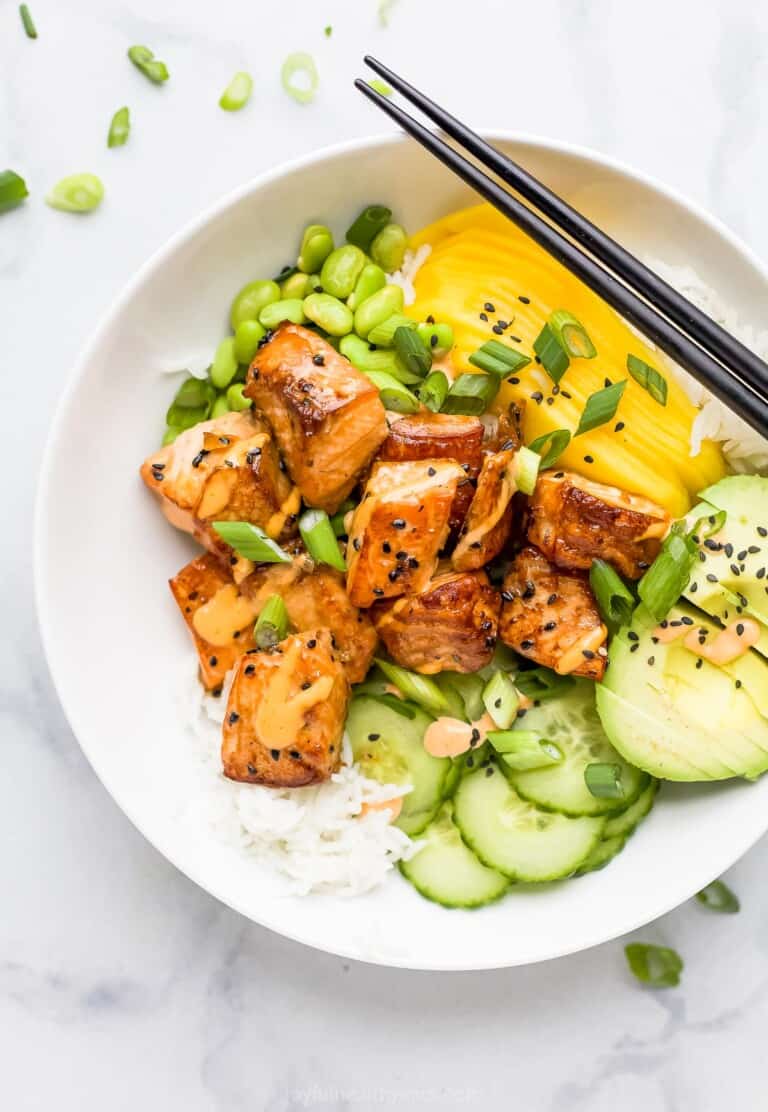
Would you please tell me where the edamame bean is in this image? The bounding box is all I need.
[370,223,408,272]
[259,298,307,329]
[353,283,404,339]
[298,224,334,274]
[281,271,313,299]
[347,263,386,310]
[320,245,366,299]
[233,319,266,364]
[226,383,252,411]
[210,336,239,389]
[229,279,280,330]
[210,393,231,418]
[416,321,454,356]
[303,292,354,337]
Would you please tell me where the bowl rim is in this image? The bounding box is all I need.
[33,129,768,970]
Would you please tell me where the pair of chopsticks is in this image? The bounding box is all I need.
[356,57,768,440]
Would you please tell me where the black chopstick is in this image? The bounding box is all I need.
[355,73,768,440]
[364,55,768,404]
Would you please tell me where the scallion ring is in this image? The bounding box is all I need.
[469,339,531,376]
[298,508,347,571]
[374,659,448,717]
[0,169,29,212]
[695,879,740,913]
[624,943,683,988]
[418,370,449,413]
[254,594,289,649]
[637,526,697,621]
[513,446,540,496]
[527,428,571,469]
[488,731,563,771]
[281,52,319,105]
[533,323,569,383]
[219,71,253,112]
[584,762,624,799]
[212,521,292,564]
[440,373,499,416]
[627,353,668,406]
[19,4,37,38]
[128,44,169,84]
[45,173,104,213]
[393,325,432,378]
[549,310,597,359]
[574,380,627,436]
[345,205,392,251]
[589,559,634,634]
[482,671,519,730]
[364,369,420,413]
[107,106,130,148]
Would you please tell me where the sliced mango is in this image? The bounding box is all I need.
[408,203,726,517]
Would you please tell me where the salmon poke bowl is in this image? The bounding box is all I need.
[36,134,768,968]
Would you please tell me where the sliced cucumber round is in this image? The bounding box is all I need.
[574,835,626,876]
[346,696,450,836]
[507,680,646,816]
[454,764,604,881]
[603,777,659,840]
[400,803,509,908]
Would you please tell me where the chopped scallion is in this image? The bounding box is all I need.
[0,169,29,212]
[482,671,519,730]
[254,594,289,649]
[368,79,393,96]
[589,559,634,634]
[353,691,416,718]
[418,370,449,413]
[219,71,253,112]
[695,879,740,913]
[281,52,319,104]
[324,24,333,36]
[688,506,727,542]
[45,173,104,213]
[469,339,531,376]
[298,508,347,571]
[329,499,355,537]
[513,446,540,496]
[574,380,627,436]
[345,204,392,251]
[364,369,420,413]
[212,521,292,564]
[394,325,432,378]
[584,762,624,799]
[514,667,574,702]
[527,428,571,469]
[107,106,130,148]
[627,353,668,406]
[440,372,499,415]
[19,4,37,38]
[367,313,415,347]
[128,45,169,84]
[637,525,697,621]
[625,943,683,988]
[533,323,569,383]
[374,659,448,717]
[378,0,398,26]
[549,310,597,358]
[489,731,563,770]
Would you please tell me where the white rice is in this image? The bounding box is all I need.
[389,244,432,306]
[181,657,414,896]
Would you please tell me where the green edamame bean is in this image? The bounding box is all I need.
[210,336,239,389]
[233,319,266,364]
[353,283,405,339]
[370,223,408,272]
[281,271,313,299]
[416,321,454,356]
[320,245,366,300]
[259,298,307,329]
[210,393,231,418]
[347,263,386,310]
[229,279,280,330]
[226,383,252,411]
[303,292,354,337]
[298,224,334,274]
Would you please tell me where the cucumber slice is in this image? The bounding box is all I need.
[603,777,659,839]
[508,680,645,816]
[442,744,491,800]
[574,835,626,876]
[400,803,509,908]
[346,696,450,835]
[454,764,604,881]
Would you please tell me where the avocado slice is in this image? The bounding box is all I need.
[596,602,768,782]
[684,476,768,659]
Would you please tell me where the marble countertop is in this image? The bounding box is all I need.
[4,0,768,1107]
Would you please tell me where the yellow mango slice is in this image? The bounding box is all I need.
[408,203,726,517]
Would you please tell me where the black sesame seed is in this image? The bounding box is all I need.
[690,582,698,592]
[368,733,380,741]
[544,621,557,631]
[485,766,494,777]
[730,564,741,576]
[582,649,595,659]
[758,527,768,537]
[736,623,745,635]
[492,324,504,335]
[312,353,325,366]
[479,312,488,322]
[501,590,515,602]
[408,557,419,569]
[270,750,280,761]
[531,391,544,404]
[373,587,384,596]
[301,680,312,690]
[428,466,436,476]
[247,763,257,775]
[614,421,625,432]
[630,643,639,653]
[506,376,520,385]
[382,541,391,554]
[484,302,495,313]
[520,639,534,650]
[735,679,743,689]
[392,518,406,529]
[737,549,748,561]
[627,631,639,641]
[191,450,209,469]
[244,664,255,675]
[518,295,530,304]
[758,568,766,580]
[724,543,734,558]
[748,545,761,555]
[289,750,301,760]
[695,658,703,670]
[583,455,594,464]
[648,656,655,666]
[307,638,317,648]
[706,573,718,583]
[547,593,557,605]
[352,538,361,551]
[209,655,218,667]
[151,468,164,482]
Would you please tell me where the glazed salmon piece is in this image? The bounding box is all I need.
[371,570,500,674]
[452,448,518,571]
[346,459,464,608]
[378,411,483,531]
[141,411,296,565]
[245,323,388,513]
[221,629,349,787]
[169,554,259,692]
[499,546,608,681]
[528,469,670,579]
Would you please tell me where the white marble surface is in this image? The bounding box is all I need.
[4,0,768,1107]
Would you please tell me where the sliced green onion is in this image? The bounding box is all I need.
[281,52,319,104]
[367,313,415,347]
[584,762,624,799]
[45,173,104,214]
[19,4,37,38]
[394,325,432,378]
[446,673,486,722]
[482,671,519,730]
[298,508,347,572]
[637,526,696,621]
[128,45,169,84]
[374,659,448,717]
[254,594,289,649]
[378,0,398,26]
[339,335,419,383]
[324,24,333,36]
[418,371,449,413]
[695,879,740,913]
[345,204,392,251]
[433,675,468,721]
[490,732,563,770]
[527,428,571,470]
[627,353,668,406]
[441,373,499,416]
[575,380,627,436]
[469,339,531,376]
[549,310,597,358]
[589,558,634,634]
[533,323,569,383]
[513,446,540,496]
[107,106,130,148]
[329,499,355,537]
[0,169,29,212]
[688,507,727,543]
[368,78,393,96]
[364,370,420,413]
[514,667,574,702]
[219,71,253,112]
[624,943,683,988]
[212,522,292,564]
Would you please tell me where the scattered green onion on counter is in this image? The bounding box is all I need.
[527,428,571,469]
[107,106,131,148]
[533,323,570,383]
[128,44,170,84]
[590,558,635,634]
[345,205,392,252]
[441,373,499,416]
[574,380,627,436]
[549,310,597,359]
[469,339,531,376]
[212,521,292,564]
[281,52,319,104]
[584,762,624,799]
[219,71,254,112]
[19,4,37,38]
[0,169,29,212]
[482,671,519,730]
[45,173,105,213]
[374,659,449,717]
[695,879,740,913]
[627,353,668,406]
[624,943,683,988]
[298,508,347,572]
[254,594,289,649]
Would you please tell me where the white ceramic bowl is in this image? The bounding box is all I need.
[35,133,768,970]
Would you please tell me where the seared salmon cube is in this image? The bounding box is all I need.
[371,570,500,674]
[452,448,518,571]
[346,459,464,608]
[528,469,670,579]
[221,629,349,787]
[499,546,608,680]
[169,554,259,691]
[245,323,387,513]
